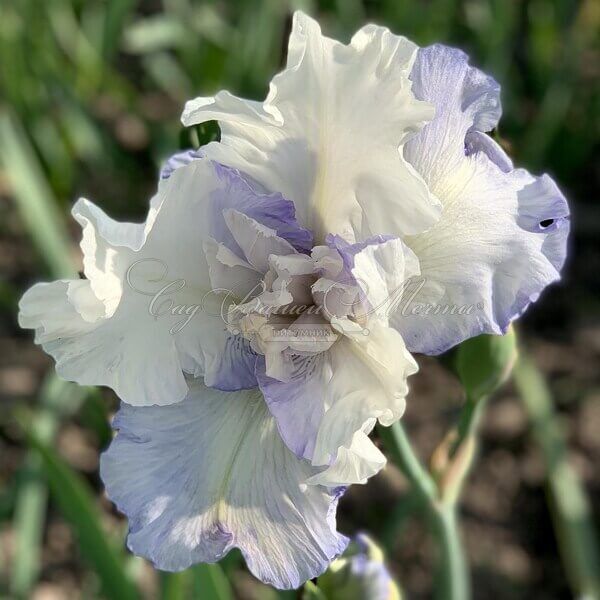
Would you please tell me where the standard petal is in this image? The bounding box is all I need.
[405,43,502,181]
[396,44,570,354]
[100,383,348,589]
[182,11,440,243]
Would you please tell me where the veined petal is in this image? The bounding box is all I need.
[404,44,501,182]
[396,44,569,354]
[182,11,440,243]
[100,383,348,589]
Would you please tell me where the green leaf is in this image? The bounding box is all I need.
[0,110,75,278]
[455,327,517,402]
[514,354,600,599]
[191,563,234,600]
[102,0,137,59]
[191,121,220,149]
[25,424,139,600]
[10,376,86,598]
[160,571,191,600]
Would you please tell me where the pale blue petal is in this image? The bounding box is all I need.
[160,149,204,179]
[100,382,348,589]
[203,334,258,391]
[210,163,313,255]
[396,45,570,355]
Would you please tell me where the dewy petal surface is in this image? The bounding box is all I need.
[395,44,569,354]
[182,11,441,243]
[100,382,348,589]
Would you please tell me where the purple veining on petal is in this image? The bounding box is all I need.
[205,334,258,392]
[210,163,313,255]
[255,354,325,461]
[412,44,502,133]
[101,391,349,588]
[160,148,204,179]
[406,44,502,175]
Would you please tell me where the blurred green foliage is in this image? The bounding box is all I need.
[0,0,598,598]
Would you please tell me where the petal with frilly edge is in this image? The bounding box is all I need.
[395,44,569,355]
[19,159,308,405]
[19,279,190,406]
[100,382,348,589]
[257,321,417,485]
[182,11,441,243]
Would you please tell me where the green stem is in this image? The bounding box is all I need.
[453,396,485,455]
[379,422,471,600]
[513,354,600,599]
[378,421,437,503]
[430,505,470,600]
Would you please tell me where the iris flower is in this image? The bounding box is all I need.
[317,534,401,600]
[19,12,568,589]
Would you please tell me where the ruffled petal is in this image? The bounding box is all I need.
[405,43,501,180]
[307,430,386,487]
[257,322,417,484]
[19,160,286,404]
[395,44,569,354]
[18,280,189,406]
[324,235,420,321]
[203,237,263,300]
[182,11,440,243]
[100,382,348,589]
[223,209,296,273]
[72,198,148,317]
